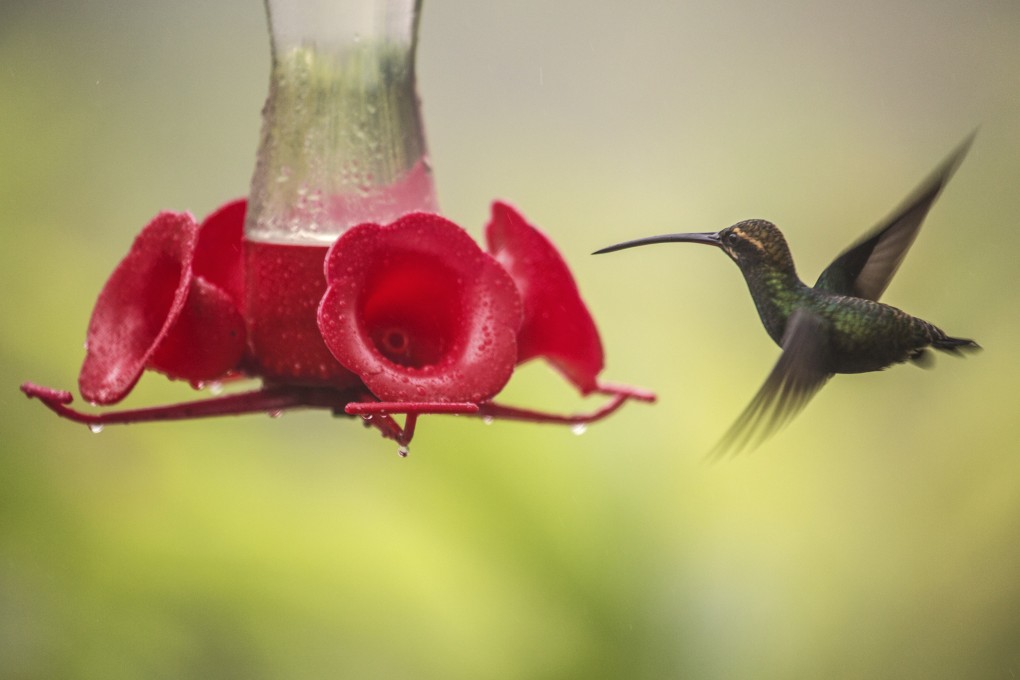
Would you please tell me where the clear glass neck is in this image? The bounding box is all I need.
[246,0,437,244]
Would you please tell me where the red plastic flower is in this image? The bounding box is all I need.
[78,201,248,404]
[23,200,653,451]
[318,212,522,403]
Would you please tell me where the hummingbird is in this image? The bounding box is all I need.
[595,135,980,456]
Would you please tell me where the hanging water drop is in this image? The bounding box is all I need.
[571,423,587,436]
[88,423,104,434]
[268,410,283,419]
[482,416,494,425]
[397,445,409,457]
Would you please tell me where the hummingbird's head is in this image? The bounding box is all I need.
[594,219,796,275]
[716,219,795,272]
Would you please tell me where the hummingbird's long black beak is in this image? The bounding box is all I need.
[593,231,722,255]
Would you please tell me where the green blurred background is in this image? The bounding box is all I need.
[3,1,1019,678]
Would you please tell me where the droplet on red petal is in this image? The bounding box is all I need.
[318,212,522,403]
[485,201,604,394]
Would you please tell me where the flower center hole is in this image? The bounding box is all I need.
[362,255,463,369]
[383,328,409,356]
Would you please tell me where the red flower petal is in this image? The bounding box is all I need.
[147,276,246,381]
[485,201,604,394]
[79,212,199,404]
[317,213,522,403]
[194,198,246,310]
[79,210,246,405]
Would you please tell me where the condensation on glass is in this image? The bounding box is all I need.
[247,0,437,244]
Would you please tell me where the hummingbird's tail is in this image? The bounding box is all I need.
[931,334,981,355]
[910,328,980,367]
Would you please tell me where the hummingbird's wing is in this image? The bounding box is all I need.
[814,133,974,301]
[708,309,832,459]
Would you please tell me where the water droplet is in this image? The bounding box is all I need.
[361,414,373,421]
[482,416,494,425]
[88,423,104,434]
[268,410,283,419]
[397,445,409,457]
[571,423,588,436]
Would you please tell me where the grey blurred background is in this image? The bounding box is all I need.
[2,1,1019,678]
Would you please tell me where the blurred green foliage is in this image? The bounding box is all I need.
[3,1,1020,678]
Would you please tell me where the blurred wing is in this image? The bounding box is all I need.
[708,309,832,460]
[814,132,974,301]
